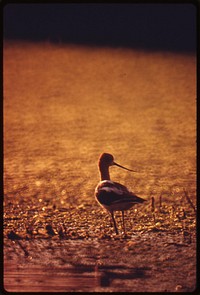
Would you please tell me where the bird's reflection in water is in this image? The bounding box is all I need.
[4,261,151,292]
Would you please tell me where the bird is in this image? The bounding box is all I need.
[95,153,146,235]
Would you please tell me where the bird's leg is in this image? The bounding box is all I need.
[121,211,126,234]
[111,212,118,235]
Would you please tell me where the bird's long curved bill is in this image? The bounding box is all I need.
[113,162,135,172]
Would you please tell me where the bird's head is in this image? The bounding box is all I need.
[98,153,134,172]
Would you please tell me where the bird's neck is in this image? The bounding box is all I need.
[99,165,110,181]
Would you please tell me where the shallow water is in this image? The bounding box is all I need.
[3,42,196,292]
[4,232,196,292]
[4,259,152,292]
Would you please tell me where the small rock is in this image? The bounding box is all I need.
[175,284,183,291]
[46,225,56,236]
[7,230,22,240]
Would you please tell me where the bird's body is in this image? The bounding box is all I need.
[95,153,146,234]
[95,180,145,212]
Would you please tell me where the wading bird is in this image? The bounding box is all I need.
[95,153,146,235]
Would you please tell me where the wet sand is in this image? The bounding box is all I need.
[3,42,196,292]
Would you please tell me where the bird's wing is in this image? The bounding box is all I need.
[95,180,146,206]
